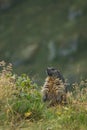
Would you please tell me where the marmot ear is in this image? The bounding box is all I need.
[57,70,65,82]
[56,70,60,75]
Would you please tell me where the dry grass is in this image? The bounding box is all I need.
[0,61,44,129]
[0,61,17,101]
[0,61,87,130]
[67,80,87,109]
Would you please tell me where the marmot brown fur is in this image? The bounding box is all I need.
[42,67,67,106]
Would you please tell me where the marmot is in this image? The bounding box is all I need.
[42,67,67,106]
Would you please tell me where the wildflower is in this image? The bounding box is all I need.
[24,111,32,118]
[56,111,61,116]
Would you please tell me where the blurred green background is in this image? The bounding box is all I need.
[0,0,87,84]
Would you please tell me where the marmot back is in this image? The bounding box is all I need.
[42,67,67,106]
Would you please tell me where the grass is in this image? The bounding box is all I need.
[0,61,87,130]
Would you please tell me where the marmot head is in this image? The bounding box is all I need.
[46,67,65,82]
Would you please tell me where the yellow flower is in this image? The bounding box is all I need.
[24,112,32,118]
[63,106,69,110]
[56,111,61,116]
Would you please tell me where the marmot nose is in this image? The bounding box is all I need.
[46,67,50,74]
[46,68,52,76]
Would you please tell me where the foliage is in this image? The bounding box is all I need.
[0,61,87,130]
[0,61,45,127]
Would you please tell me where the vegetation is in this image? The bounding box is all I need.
[0,61,87,130]
[0,1,87,130]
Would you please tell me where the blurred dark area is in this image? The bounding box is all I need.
[0,0,87,85]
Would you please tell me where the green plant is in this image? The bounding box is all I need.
[0,61,87,130]
[0,61,45,127]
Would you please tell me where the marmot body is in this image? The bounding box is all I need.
[42,67,67,106]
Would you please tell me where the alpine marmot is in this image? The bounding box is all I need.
[42,67,67,106]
